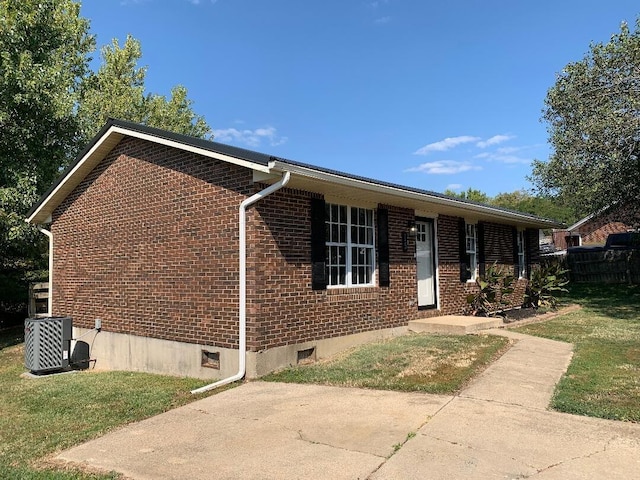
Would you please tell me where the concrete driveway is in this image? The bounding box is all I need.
[58,330,640,479]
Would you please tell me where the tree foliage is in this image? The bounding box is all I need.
[77,35,210,145]
[0,0,93,190]
[443,188,577,225]
[0,0,93,307]
[531,19,640,218]
[0,0,211,311]
[491,190,577,224]
[443,187,490,204]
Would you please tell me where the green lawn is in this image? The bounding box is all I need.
[264,333,510,394]
[2,283,637,478]
[0,327,223,479]
[514,283,640,422]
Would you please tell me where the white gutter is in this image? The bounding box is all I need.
[38,227,53,315]
[270,160,559,228]
[191,171,291,394]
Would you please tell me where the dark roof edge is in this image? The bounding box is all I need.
[27,118,561,227]
[271,157,560,226]
[27,118,274,219]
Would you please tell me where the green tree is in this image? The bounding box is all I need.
[0,0,93,189]
[77,35,210,144]
[531,19,640,218]
[442,187,577,225]
[0,0,94,312]
[492,190,576,224]
[0,1,211,315]
[444,187,490,204]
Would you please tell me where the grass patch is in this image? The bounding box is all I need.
[264,333,510,394]
[514,283,640,422]
[0,329,228,479]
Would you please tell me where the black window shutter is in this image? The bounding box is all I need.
[377,208,390,287]
[525,228,535,279]
[310,198,327,290]
[458,218,470,282]
[477,222,486,279]
[512,227,520,278]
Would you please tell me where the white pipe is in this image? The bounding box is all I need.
[38,227,53,316]
[191,171,291,394]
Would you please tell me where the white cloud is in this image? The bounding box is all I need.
[120,0,151,5]
[476,152,530,164]
[213,126,288,147]
[476,134,514,148]
[413,136,481,155]
[496,146,521,154]
[446,183,463,191]
[491,154,531,164]
[405,160,482,175]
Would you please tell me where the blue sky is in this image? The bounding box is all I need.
[80,1,639,197]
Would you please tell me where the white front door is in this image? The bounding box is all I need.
[416,220,436,308]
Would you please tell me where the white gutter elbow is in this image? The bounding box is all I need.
[37,227,54,316]
[191,171,291,394]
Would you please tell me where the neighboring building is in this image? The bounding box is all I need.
[27,119,558,381]
[552,205,639,251]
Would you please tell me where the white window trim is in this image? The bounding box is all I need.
[517,230,526,279]
[466,222,478,282]
[326,203,376,288]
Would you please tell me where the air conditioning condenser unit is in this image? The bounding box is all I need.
[24,317,72,374]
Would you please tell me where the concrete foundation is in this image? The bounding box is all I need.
[73,328,239,380]
[74,325,409,380]
[247,326,409,378]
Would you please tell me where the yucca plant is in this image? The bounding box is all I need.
[466,263,515,317]
[524,259,569,309]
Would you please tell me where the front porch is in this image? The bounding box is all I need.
[408,316,503,335]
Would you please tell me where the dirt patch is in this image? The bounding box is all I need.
[502,304,582,328]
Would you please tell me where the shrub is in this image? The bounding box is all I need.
[466,263,515,317]
[524,258,569,309]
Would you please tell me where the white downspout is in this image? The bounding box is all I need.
[38,227,53,316]
[191,171,291,394]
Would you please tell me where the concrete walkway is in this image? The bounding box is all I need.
[57,331,640,479]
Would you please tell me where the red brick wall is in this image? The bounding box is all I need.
[579,210,632,245]
[52,137,253,349]
[249,207,535,351]
[51,137,537,355]
[435,215,478,314]
[553,206,639,250]
[248,196,419,351]
[435,217,528,313]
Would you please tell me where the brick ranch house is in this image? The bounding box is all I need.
[27,119,558,385]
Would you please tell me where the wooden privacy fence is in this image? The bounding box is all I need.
[568,250,640,284]
[28,282,50,317]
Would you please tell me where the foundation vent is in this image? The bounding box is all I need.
[297,347,316,365]
[201,350,220,369]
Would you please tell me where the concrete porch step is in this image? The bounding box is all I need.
[408,315,503,335]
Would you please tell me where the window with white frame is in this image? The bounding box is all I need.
[325,203,375,287]
[465,222,478,281]
[517,230,526,278]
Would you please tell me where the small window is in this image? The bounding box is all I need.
[466,223,478,281]
[517,230,526,278]
[325,203,375,287]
